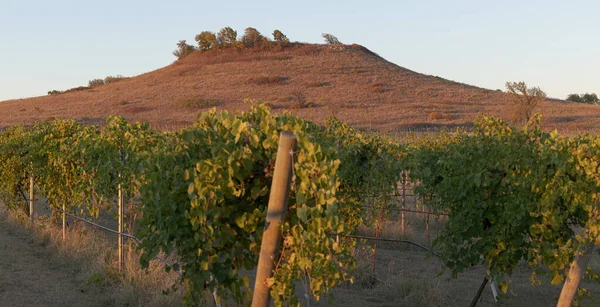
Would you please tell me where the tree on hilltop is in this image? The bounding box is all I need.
[173,40,196,59]
[217,27,238,48]
[583,93,599,104]
[567,93,599,104]
[241,27,266,48]
[272,29,288,42]
[322,33,341,44]
[195,31,218,51]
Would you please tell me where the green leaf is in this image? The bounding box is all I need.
[297,206,308,223]
[251,185,261,200]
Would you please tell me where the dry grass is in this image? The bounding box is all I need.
[176,97,222,109]
[1,44,600,135]
[286,90,318,109]
[428,111,453,121]
[306,81,330,88]
[247,75,289,85]
[313,181,600,307]
[1,204,187,306]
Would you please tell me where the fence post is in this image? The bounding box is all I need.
[118,177,124,272]
[62,203,66,241]
[29,174,34,225]
[252,131,297,307]
[426,206,431,244]
[371,191,387,271]
[401,171,406,237]
[557,243,595,307]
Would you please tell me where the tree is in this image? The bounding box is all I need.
[566,93,599,104]
[195,31,218,51]
[172,40,196,59]
[322,33,341,44]
[217,27,238,48]
[272,29,288,42]
[241,27,266,48]
[582,93,599,104]
[505,81,546,124]
[566,93,583,103]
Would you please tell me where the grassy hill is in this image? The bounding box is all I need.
[2,43,599,133]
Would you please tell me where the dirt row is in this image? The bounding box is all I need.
[0,212,118,307]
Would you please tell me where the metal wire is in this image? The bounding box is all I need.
[360,205,449,216]
[57,209,183,278]
[331,233,448,261]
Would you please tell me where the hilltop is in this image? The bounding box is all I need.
[2,43,599,133]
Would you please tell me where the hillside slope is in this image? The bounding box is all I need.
[2,44,599,133]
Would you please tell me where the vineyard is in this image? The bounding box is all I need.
[1,102,600,306]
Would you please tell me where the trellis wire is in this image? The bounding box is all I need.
[331,233,446,261]
[57,209,183,279]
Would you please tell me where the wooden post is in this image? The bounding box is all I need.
[118,179,124,272]
[128,198,134,263]
[62,203,66,241]
[426,206,431,244]
[401,171,406,237]
[371,192,387,271]
[557,244,595,307]
[29,174,34,225]
[252,131,296,307]
[435,215,440,237]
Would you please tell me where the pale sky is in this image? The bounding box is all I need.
[1,0,598,102]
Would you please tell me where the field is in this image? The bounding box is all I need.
[1,44,600,134]
[1,106,600,307]
[3,181,600,307]
[2,42,600,307]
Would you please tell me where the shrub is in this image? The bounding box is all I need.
[428,112,445,121]
[195,31,218,51]
[290,90,306,103]
[322,33,341,44]
[288,90,316,109]
[262,102,275,109]
[88,79,105,88]
[247,75,288,85]
[104,75,126,84]
[63,86,91,93]
[371,86,386,93]
[176,97,222,109]
[290,101,316,109]
[288,101,313,109]
[173,40,196,59]
[48,90,63,95]
[306,81,330,88]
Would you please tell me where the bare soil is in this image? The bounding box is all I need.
[0,211,121,307]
